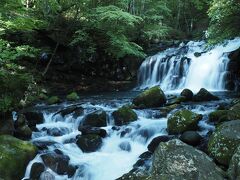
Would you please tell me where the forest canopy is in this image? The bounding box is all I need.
[0,0,239,112]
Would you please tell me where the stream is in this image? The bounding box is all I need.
[23,38,240,180]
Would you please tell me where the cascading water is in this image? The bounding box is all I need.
[138,38,240,92]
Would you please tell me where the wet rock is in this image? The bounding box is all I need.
[151,139,224,180]
[167,109,202,134]
[180,89,194,101]
[138,128,155,141]
[30,162,45,179]
[147,135,172,153]
[0,112,14,135]
[133,86,166,108]
[180,131,202,146]
[76,134,102,152]
[166,96,187,105]
[208,110,229,123]
[58,105,84,118]
[33,140,56,150]
[119,141,131,152]
[40,171,55,180]
[79,126,107,138]
[41,153,73,175]
[15,125,32,139]
[23,111,44,128]
[120,128,132,137]
[227,145,240,180]
[0,135,37,180]
[159,104,180,117]
[82,110,107,127]
[112,106,138,126]
[46,127,69,137]
[139,151,152,159]
[14,114,27,128]
[193,88,219,102]
[208,120,240,166]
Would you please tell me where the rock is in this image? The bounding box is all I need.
[15,125,32,139]
[133,86,166,108]
[39,93,48,100]
[82,110,107,127]
[166,96,187,105]
[194,52,202,57]
[112,106,138,126]
[46,127,68,137]
[151,139,224,180]
[119,141,131,152]
[59,106,84,118]
[66,92,79,101]
[0,135,37,179]
[30,162,45,179]
[208,110,229,122]
[193,88,219,102]
[76,134,102,152]
[180,89,194,101]
[167,109,202,134]
[227,145,240,180]
[78,126,107,138]
[47,96,60,105]
[14,114,27,128]
[33,140,56,150]
[40,171,55,180]
[208,120,240,166]
[41,153,74,175]
[0,112,14,135]
[159,104,180,117]
[147,135,172,153]
[139,151,152,159]
[23,111,44,128]
[180,131,202,146]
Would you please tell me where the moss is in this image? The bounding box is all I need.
[0,135,37,180]
[167,109,202,134]
[112,106,138,126]
[66,92,79,101]
[208,120,240,166]
[39,93,48,100]
[133,86,166,108]
[208,110,229,122]
[47,96,60,105]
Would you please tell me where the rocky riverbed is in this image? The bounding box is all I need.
[1,87,240,180]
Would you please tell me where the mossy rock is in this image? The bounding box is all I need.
[180,89,194,101]
[112,106,138,126]
[208,110,229,122]
[133,86,166,108]
[39,93,48,100]
[82,110,107,127]
[47,96,60,105]
[167,109,202,134]
[66,92,79,101]
[228,145,240,180]
[208,120,240,166]
[76,134,102,153]
[0,135,38,180]
[151,139,224,180]
[193,88,219,102]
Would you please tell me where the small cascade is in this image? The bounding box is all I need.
[138,38,240,92]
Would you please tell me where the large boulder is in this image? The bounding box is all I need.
[30,162,45,179]
[112,106,137,126]
[180,89,194,101]
[82,110,107,127]
[208,120,240,166]
[23,111,44,128]
[133,86,166,108]
[0,135,38,180]
[0,112,14,135]
[167,109,202,134]
[147,135,172,153]
[41,153,76,177]
[151,139,224,180]
[193,88,219,102]
[78,126,107,138]
[76,134,102,153]
[227,145,240,180]
[179,131,202,146]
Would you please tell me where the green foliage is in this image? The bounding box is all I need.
[208,0,240,43]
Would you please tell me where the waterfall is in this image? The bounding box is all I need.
[138,38,240,92]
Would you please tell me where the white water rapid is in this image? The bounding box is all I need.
[138,38,240,92]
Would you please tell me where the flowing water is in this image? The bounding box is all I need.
[138,38,240,92]
[23,39,240,180]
